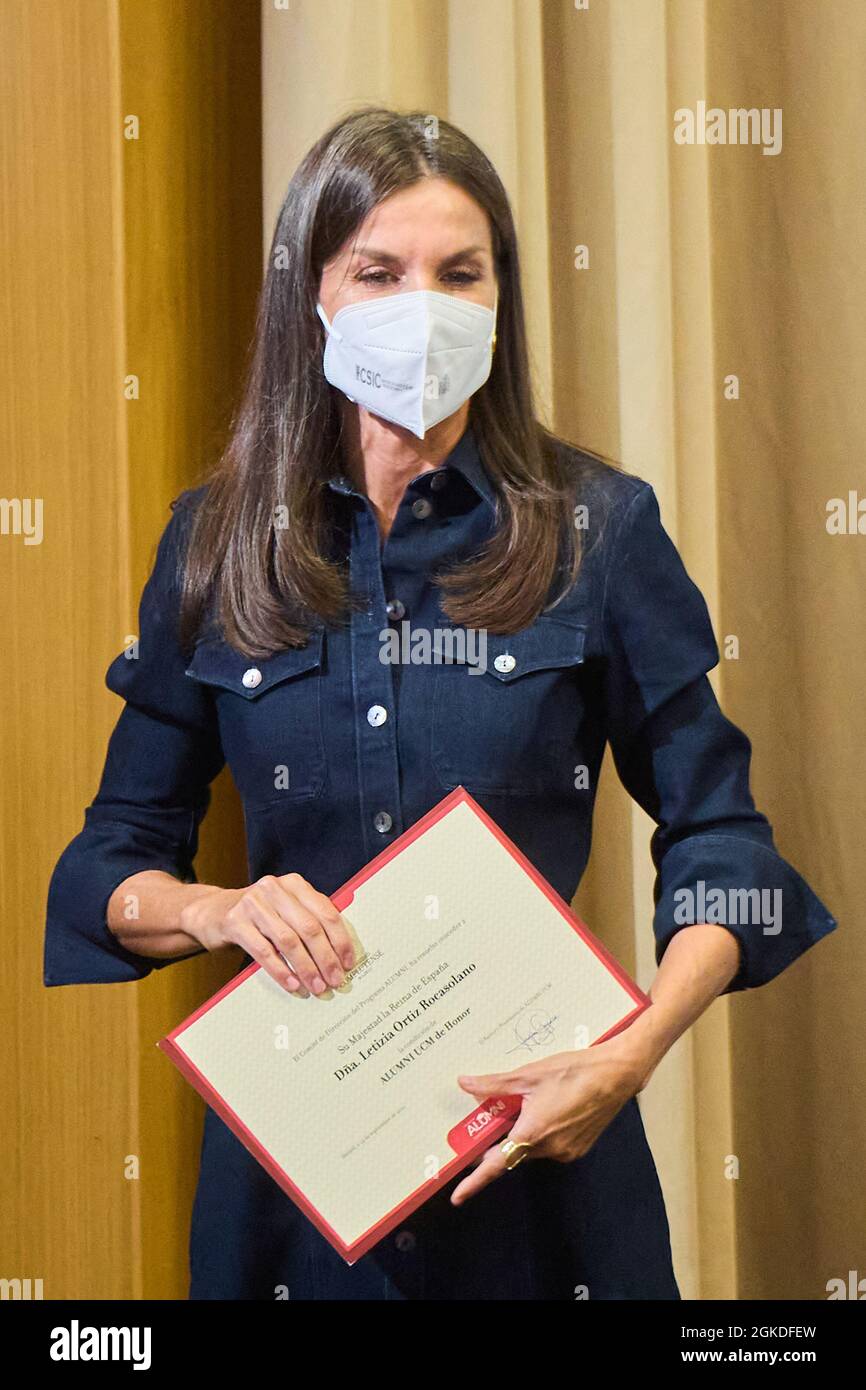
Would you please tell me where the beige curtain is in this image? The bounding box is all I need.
[262,0,863,1299]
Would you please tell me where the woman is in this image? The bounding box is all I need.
[45,107,837,1300]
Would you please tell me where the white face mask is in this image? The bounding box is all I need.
[316,287,497,440]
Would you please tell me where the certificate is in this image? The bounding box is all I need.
[159,787,650,1264]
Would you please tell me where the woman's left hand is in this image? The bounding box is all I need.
[449,1033,658,1205]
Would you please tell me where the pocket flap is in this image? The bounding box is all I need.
[430,615,586,681]
[185,628,324,698]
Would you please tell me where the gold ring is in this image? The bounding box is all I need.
[500,1138,533,1170]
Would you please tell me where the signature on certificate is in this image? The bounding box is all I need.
[506,1009,559,1055]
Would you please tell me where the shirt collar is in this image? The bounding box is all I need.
[326,423,497,513]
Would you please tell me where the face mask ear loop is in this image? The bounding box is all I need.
[316,302,343,343]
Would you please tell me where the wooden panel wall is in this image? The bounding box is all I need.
[0,0,261,1298]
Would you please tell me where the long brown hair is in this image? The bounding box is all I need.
[178,106,608,659]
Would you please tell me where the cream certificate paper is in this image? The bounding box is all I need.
[160,788,648,1262]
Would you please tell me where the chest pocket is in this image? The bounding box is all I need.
[430,616,588,796]
[184,630,325,806]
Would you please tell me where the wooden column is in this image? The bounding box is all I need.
[0,0,260,1298]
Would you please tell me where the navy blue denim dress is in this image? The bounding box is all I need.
[44,425,837,1300]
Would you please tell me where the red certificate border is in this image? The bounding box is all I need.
[158,785,651,1266]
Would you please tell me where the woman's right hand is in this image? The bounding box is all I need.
[179,874,356,995]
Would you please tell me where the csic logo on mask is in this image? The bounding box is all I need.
[352,363,449,402]
[355,365,384,390]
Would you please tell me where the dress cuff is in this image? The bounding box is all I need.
[652,832,838,992]
[44,820,201,986]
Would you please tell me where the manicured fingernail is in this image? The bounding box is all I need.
[328,967,345,987]
[312,976,327,994]
[285,976,299,992]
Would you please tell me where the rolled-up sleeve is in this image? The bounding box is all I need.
[44,495,225,986]
[600,482,838,993]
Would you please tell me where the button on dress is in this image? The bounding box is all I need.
[44,425,838,1300]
